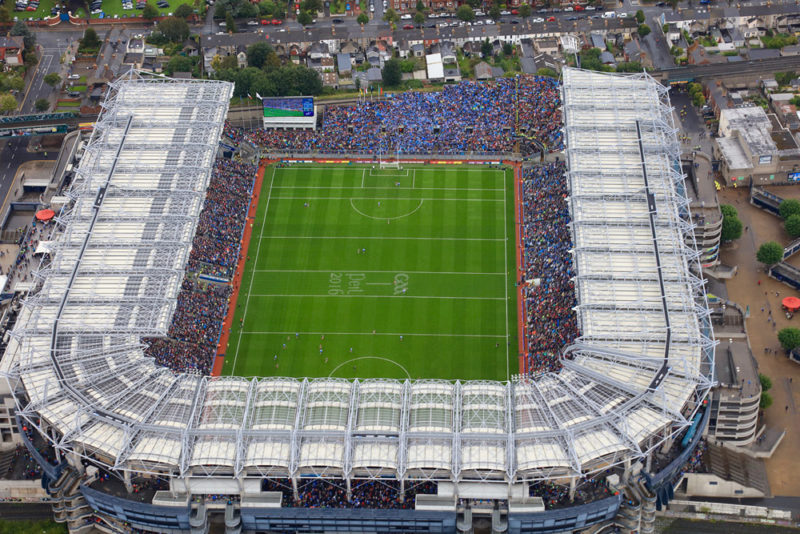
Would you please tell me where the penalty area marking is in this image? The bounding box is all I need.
[328,356,411,379]
[368,168,410,177]
[350,198,424,221]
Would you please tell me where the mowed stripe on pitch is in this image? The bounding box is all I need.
[226,165,514,381]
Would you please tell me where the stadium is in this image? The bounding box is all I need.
[0,68,714,534]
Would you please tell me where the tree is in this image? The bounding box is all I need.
[0,93,17,113]
[8,76,24,92]
[382,57,402,86]
[142,1,160,18]
[11,21,35,50]
[358,12,369,24]
[157,17,190,42]
[247,42,275,68]
[720,204,737,218]
[414,11,424,25]
[383,7,399,24]
[34,98,49,112]
[756,241,784,266]
[43,72,61,87]
[415,0,425,11]
[775,71,797,87]
[481,38,493,58]
[778,327,800,351]
[238,1,259,17]
[691,91,705,107]
[635,9,644,23]
[502,42,513,57]
[0,5,11,23]
[759,373,773,392]
[489,3,501,22]
[787,214,800,238]
[760,392,773,410]
[80,28,101,51]
[456,4,474,22]
[297,10,312,24]
[226,10,237,31]
[174,3,194,17]
[258,0,276,15]
[537,67,557,77]
[637,24,651,37]
[721,213,743,241]
[780,198,800,220]
[518,4,531,18]
[166,55,194,74]
[300,0,321,12]
[219,54,238,70]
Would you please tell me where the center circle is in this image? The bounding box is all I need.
[349,198,424,220]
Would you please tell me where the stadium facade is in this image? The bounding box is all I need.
[0,68,715,533]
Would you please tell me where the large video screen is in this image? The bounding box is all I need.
[263,97,314,118]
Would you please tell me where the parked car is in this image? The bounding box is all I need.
[402,23,413,28]
[546,16,555,21]
[68,74,80,80]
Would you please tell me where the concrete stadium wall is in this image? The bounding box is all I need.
[507,495,621,534]
[682,473,765,499]
[0,479,47,501]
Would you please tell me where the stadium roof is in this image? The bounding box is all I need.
[1,69,714,485]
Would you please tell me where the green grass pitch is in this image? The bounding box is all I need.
[222,164,518,381]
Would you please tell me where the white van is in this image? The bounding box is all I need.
[602,11,616,18]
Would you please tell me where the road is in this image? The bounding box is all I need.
[0,502,55,521]
[0,138,58,214]
[18,32,77,115]
[19,51,54,114]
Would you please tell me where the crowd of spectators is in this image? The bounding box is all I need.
[2,422,58,481]
[224,77,562,155]
[187,159,257,279]
[144,278,231,374]
[680,438,709,476]
[529,477,611,510]
[144,158,256,374]
[261,478,437,509]
[520,162,579,375]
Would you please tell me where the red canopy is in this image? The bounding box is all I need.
[35,209,55,222]
[782,296,800,311]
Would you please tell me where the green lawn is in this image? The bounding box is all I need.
[11,0,56,20]
[223,164,518,381]
[91,0,175,19]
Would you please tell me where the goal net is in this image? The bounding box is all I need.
[379,160,401,170]
[378,148,401,170]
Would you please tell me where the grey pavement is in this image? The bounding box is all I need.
[20,51,55,114]
[0,138,57,208]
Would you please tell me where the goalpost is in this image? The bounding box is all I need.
[378,147,402,170]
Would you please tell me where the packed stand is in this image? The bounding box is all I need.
[529,477,611,510]
[144,158,256,374]
[144,278,231,374]
[520,162,579,375]
[224,77,562,155]
[261,478,437,509]
[187,159,257,280]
